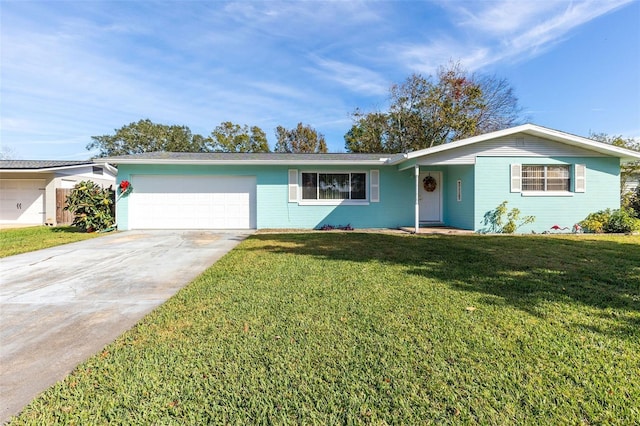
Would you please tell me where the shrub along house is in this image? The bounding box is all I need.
[96,124,640,233]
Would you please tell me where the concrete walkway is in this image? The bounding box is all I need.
[0,230,252,423]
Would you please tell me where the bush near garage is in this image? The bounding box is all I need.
[64,181,115,232]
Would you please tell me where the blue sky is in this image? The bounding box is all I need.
[1,0,639,159]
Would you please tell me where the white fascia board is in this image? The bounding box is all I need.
[387,153,409,165]
[0,164,96,173]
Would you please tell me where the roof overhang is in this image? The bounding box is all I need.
[390,124,640,167]
[94,158,391,167]
[0,164,100,173]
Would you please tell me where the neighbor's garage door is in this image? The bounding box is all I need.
[0,179,45,225]
[128,175,256,229]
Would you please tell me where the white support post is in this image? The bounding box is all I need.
[414,165,420,233]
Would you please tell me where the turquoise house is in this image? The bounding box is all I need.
[98,124,640,233]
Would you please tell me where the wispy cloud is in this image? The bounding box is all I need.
[0,0,637,158]
[307,56,389,95]
[396,0,632,73]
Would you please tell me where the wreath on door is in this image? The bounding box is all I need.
[422,175,437,192]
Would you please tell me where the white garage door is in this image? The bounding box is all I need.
[129,175,256,229]
[0,179,45,225]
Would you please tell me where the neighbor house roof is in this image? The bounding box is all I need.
[0,160,96,171]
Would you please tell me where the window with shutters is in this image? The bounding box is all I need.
[302,172,366,200]
[522,165,570,192]
[289,170,376,205]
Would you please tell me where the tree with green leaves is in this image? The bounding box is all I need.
[274,123,328,153]
[88,119,211,157]
[344,110,387,153]
[590,132,640,205]
[345,63,522,153]
[210,122,270,153]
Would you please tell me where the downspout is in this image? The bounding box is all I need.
[108,163,118,230]
[414,164,420,233]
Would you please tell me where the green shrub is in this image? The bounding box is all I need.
[580,208,640,234]
[604,208,640,233]
[64,181,115,232]
[579,209,612,233]
[482,201,535,233]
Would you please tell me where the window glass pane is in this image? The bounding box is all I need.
[522,165,570,191]
[547,165,570,191]
[302,173,317,199]
[350,173,366,199]
[522,166,544,191]
[319,174,349,199]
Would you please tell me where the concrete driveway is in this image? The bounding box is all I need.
[0,230,252,422]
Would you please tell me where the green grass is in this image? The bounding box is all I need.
[0,226,100,258]
[10,233,640,424]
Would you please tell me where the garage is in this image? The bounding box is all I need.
[128,175,257,229]
[0,179,45,225]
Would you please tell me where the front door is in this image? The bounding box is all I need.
[419,171,442,223]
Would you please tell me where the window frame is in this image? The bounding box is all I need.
[520,164,572,195]
[298,170,370,205]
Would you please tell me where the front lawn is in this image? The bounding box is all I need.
[10,233,640,424]
[0,226,101,258]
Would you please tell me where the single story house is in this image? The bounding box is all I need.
[96,124,640,233]
[0,160,116,226]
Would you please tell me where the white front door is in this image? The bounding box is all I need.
[419,171,442,223]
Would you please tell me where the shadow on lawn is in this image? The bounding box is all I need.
[249,232,640,337]
[50,226,85,233]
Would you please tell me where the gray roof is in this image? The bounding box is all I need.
[99,152,390,161]
[95,151,394,166]
[0,160,95,170]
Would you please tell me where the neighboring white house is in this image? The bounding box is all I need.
[0,160,116,227]
[624,172,639,194]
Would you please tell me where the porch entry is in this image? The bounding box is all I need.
[419,171,442,223]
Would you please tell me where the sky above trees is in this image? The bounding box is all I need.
[1,0,638,159]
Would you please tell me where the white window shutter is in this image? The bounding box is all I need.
[370,170,380,202]
[510,164,522,192]
[575,164,586,192]
[288,169,298,202]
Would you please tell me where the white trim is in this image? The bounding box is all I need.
[370,170,380,202]
[298,200,370,206]
[288,169,298,202]
[0,164,105,173]
[521,192,574,197]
